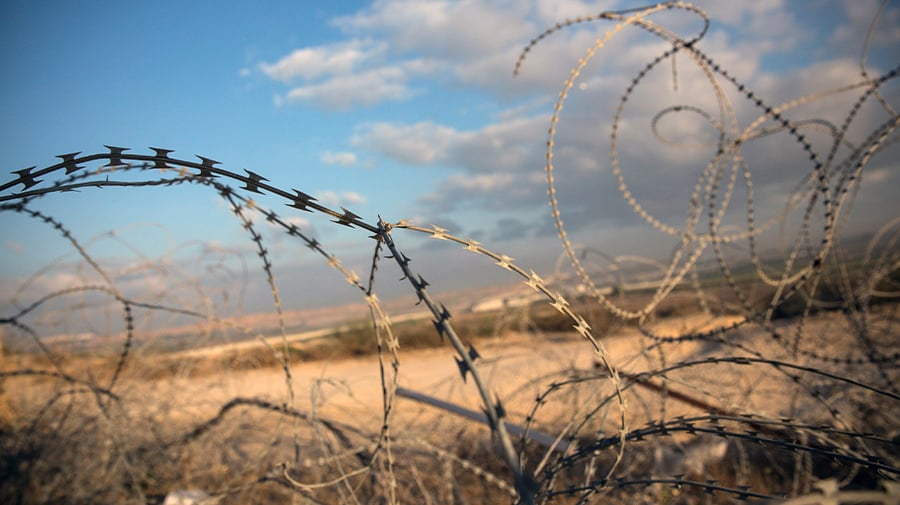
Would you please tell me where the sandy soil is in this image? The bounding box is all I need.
[4,307,895,505]
[90,309,891,444]
[6,309,894,453]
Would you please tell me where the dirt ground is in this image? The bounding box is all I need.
[73,309,890,445]
[2,307,897,504]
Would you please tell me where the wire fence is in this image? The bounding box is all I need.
[1,2,898,504]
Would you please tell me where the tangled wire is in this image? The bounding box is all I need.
[1,2,898,504]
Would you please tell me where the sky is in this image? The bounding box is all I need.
[1,0,898,323]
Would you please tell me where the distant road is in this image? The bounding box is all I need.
[175,310,433,359]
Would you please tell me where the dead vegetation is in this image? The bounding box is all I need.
[2,2,899,504]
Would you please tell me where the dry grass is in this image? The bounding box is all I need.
[1,299,897,504]
[2,2,899,503]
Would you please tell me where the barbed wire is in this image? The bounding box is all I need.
[1,1,898,504]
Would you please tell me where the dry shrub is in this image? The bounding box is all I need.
[2,2,898,504]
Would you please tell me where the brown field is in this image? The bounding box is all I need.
[3,2,898,503]
[2,299,897,505]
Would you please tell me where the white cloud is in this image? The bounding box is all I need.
[260,0,794,109]
[261,0,637,107]
[279,62,429,109]
[354,114,547,171]
[333,0,533,59]
[443,172,515,192]
[533,0,619,25]
[341,191,367,205]
[252,0,898,248]
[833,0,900,48]
[316,191,341,206]
[320,150,359,166]
[259,36,437,109]
[282,216,311,229]
[316,191,368,207]
[353,121,457,164]
[698,0,784,27]
[260,39,385,83]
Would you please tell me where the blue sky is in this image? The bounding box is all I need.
[1,1,898,319]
